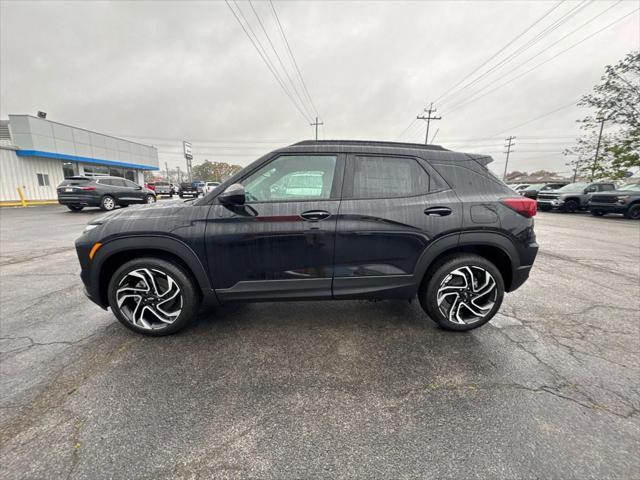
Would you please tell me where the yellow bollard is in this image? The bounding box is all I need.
[16,187,27,207]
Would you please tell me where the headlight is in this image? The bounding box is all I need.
[83,224,100,234]
[617,195,630,203]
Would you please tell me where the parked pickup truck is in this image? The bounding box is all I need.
[589,183,640,219]
[148,181,173,197]
[179,182,200,198]
[537,182,616,212]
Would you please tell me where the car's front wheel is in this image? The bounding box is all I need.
[107,258,201,336]
[66,205,84,212]
[562,199,579,213]
[590,209,605,217]
[419,254,504,331]
[624,203,640,220]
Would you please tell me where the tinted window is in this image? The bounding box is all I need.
[59,178,90,186]
[97,178,114,186]
[242,155,337,202]
[352,156,429,199]
[599,184,615,191]
[123,179,139,188]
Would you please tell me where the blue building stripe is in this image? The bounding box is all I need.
[16,150,158,171]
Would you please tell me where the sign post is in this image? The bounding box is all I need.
[183,141,193,182]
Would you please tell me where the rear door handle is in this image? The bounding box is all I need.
[300,210,331,221]
[424,206,452,217]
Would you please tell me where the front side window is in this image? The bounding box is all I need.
[351,156,430,199]
[241,155,337,202]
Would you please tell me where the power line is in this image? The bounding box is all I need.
[483,100,578,139]
[433,0,564,106]
[248,0,315,120]
[224,0,312,122]
[443,7,638,115]
[443,1,623,113]
[269,0,319,117]
[440,0,590,110]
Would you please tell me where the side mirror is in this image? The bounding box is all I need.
[219,183,246,205]
[136,185,142,190]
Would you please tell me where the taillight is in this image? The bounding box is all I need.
[500,197,537,217]
[80,186,96,191]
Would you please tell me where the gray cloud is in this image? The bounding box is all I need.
[1,0,637,175]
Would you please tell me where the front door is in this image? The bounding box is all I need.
[206,153,345,301]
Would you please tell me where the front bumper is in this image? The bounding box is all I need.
[537,199,562,209]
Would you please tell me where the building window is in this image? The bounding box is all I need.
[125,170,136,181]
[109,167,124,177]
[36,173,50,187]
[62,161,78,179]
[83,165,109,176]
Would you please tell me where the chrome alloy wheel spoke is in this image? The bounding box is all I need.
[437,266,498,325]
[116,268,183,330]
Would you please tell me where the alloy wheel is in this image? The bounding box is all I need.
[116,268,182,330]
[436,266,497,325]
[146,195,156,204]
[102,196,115,210]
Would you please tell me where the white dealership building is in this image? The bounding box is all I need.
[0,115,159,202]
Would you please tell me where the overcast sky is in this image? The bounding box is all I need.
[1,0,638,175]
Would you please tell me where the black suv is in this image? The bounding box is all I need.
[75,141,539,336]
[58,176,156,211]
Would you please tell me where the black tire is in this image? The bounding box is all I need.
[66,205,84,212]
[590,209,605,217]
[107,257,201,336]
[100,195,116,211]
[169,193,173,198]
[562,199,579,213]
[145,194,156,204]
[624,203,640,220]
[419,254,504,331]
[179,194,184,198]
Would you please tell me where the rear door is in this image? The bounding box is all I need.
[206,153,345,300]
[333,154,461,298]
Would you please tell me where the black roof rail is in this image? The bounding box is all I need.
[291,140,449,151]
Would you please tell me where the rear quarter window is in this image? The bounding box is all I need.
[350,155,430,199]
[429,155,512,195]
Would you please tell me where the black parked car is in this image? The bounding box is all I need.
[519,182,569,199]
[58,176,156,212]
[589,183,640,219]
[179,182,200,198]
[75,140,539,336]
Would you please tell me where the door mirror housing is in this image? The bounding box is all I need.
[136,185,142,190]
[219,183,246,205]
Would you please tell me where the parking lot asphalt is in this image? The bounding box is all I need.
[1,204,639,479]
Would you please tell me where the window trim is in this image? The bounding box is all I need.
[342,153,434,200]
[220,152,346,205]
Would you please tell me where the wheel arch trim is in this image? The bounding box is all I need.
[90,235,215,307]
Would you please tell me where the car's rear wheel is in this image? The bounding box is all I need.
[100,195,116,211]
[107,257,200,336]
[624,203,640,220]
[419,254,504,331]
[590,209,605,217]
[562,199,579,213]
[66,205,84,212]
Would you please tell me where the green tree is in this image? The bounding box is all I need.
[566,51,640,180]
[191,160,243,182]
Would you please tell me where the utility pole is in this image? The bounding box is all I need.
[165,162,170,182]
[417,102,442,145]
[591,117,605,181]
[502,136,516,181]
[310,117,323,140]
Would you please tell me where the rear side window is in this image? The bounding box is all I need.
[351,156,430,199]
[599,184,615,191]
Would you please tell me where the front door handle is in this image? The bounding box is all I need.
[300,210,331,221]
[424,206,452,217]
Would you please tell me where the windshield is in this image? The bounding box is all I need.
[619,183,640,191]
[525,183,545,189]
[558,182,588,192]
